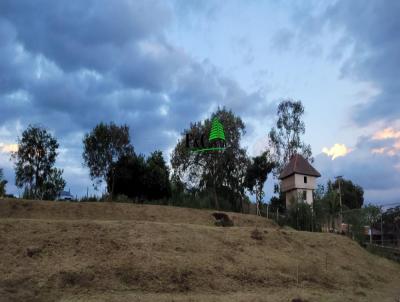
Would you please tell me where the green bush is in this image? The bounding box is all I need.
[79,195,99,202]
[115,194,132,203]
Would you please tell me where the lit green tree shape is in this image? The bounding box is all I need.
[209,118,225,142]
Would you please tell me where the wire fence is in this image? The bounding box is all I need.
[253,201,400,256]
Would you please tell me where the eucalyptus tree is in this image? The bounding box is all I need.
[171,108,249,211]
[83,122,134,193]
[268,99,313,177]
[244,151,275,215]
[12,125,65,200]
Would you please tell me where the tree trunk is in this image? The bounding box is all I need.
[256,190,261,216]
[369,224,373,244]
[396,225,400,248]
[213,182,219,210]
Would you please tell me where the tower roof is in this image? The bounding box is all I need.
[279,153,321,179]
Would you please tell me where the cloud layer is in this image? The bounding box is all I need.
[318,1,400,125]
[0,0,272,196]
[1,1,399,205]
[318,128,400,204]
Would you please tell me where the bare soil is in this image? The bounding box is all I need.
[0,199,399,302]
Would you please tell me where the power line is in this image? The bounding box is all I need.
[340,202,400,214]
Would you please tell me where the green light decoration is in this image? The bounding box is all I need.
[209,118,225,142]
[192,147,225,153]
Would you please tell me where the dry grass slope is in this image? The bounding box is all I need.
[0,198,399,302]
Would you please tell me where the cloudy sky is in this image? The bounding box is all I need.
[0,1,399,205]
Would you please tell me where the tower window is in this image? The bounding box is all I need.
[302,190,307,201]
[304,176,307,183]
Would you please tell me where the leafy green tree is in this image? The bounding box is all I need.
[144,150,171,201]
[109,154,147,201]
[170,173,185,198]
[0,168,7,197]
[42,168,65,200]
[171,108,249,211]
[268,99,312,177]
[313,179,364,233]
[363,204,381,244]
[382,206,400,247]
[313,184,325,202]
[332,178,364,209]
[12,125,65,200]
[83,122,134,192]
[344,208,365,244]
[244,151,275,215]
[269,194,286,214]
[110,151,171,202]
[313,185,328,231]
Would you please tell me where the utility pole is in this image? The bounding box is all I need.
[381,212,384,247]
[335,175,343,231]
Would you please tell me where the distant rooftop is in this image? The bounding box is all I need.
[279,153,321,179]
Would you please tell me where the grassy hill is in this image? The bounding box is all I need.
[0,199,399,302]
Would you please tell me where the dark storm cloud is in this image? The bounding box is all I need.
[0,1,171,72]
[322,1,400,125]
[0,0,273,196]
[0,19,36,95]
[277,1,400,125]
[291,1,400,125]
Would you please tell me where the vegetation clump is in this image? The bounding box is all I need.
[212,212,234,227]
[250,228,264,240]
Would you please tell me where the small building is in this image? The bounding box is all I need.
[279,154,321,208]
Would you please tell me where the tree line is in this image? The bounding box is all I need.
[1,100,305,207]
[0,99,331,210]
[0,99,375,223]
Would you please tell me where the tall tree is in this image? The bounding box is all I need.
[144,150,171,201]
[12,125,65,200]
[0,168,7,197]
[244,151,275,215]
[82,122,134,193]
[171,108,249,211]
[332,178,364,209]
[109,154,147,200]
[363,204,381,244]
[268,99,312,176]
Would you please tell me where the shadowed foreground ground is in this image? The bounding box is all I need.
[0,199,399,302]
